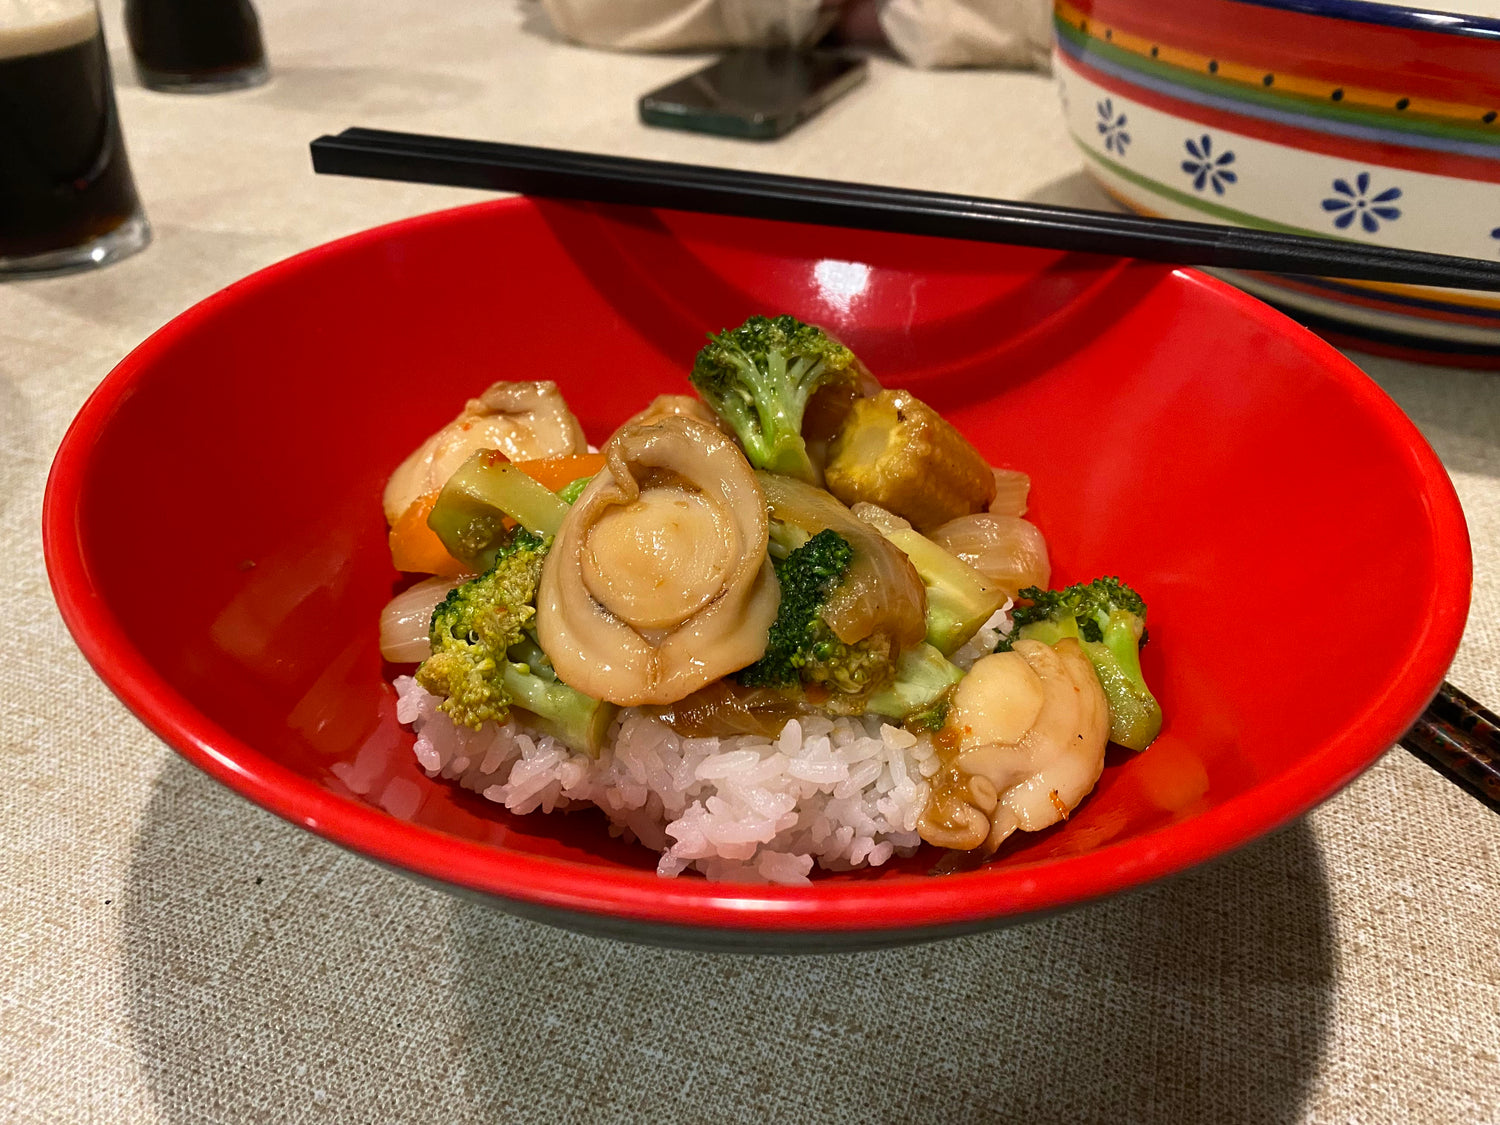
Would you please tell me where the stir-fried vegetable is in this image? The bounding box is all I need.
[824,388,995,529]
[388,490,469,578]
[928,512,1051,599]
[689,314,863,484]
[864,643,965,725]
[1001,577,1162,751]
[509,452,606,492]
[427,449,572,572]
[740,529,898,695]
[852,503,1005,657]
[755,472,927,659]
[416,529,615,752]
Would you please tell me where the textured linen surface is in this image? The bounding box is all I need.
[2,2,1497,1122]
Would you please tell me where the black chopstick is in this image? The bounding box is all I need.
[1401,682,1500,815]
[310,127,1500,293]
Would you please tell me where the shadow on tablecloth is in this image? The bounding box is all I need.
[123,756,1333,1124]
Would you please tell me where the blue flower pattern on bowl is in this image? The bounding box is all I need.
[1181,135,1237,195]
[1321,173,1402,234]
[1492,227,1500,254]
[1097,99,1130,156]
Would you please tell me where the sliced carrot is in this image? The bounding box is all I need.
[389,491,470,577]
[511,452,606,492]
[388,454,603,577]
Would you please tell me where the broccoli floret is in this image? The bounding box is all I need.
[739,528,897,695]
[1001,577,1162,752]
[416,529,615,752]
[690,314,860,483]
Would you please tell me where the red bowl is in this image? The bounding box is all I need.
[43,198,1470,951]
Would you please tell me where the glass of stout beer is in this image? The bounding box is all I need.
[124,0,267,93]
[0,0,150,278]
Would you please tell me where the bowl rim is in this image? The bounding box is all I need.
[42,196,1473,935]
[1224,0,1500,38]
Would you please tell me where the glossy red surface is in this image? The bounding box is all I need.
[44,198,1471,941]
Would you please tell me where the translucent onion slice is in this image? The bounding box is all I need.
[928,513,1050,597]
[653,680,806,739]
[378,576,459,663]
[988,469,1031,518]
[849,501,910,535]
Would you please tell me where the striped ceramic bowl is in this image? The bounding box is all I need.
[1053,0,1500,361]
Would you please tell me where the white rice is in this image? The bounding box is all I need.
[392,679,940,885]
[392,604,1012,885]
[952,602,1012,671]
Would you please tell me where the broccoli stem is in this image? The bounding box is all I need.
[864,643,964,721]
[1008,590,1162,751]
[766,517,811,560]
[505,634,556,680]
[556,475,594,505]
[1084,611,1161,751]
[881,527,1004,656]
[761,441,818,485]
[1008,616,1080,648]
[500,663,617,756]
[428,450,571,570]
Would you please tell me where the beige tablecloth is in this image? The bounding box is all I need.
[3,2,1498,1121]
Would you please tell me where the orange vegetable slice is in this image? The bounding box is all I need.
[387,453,605,576]
[510,452,606,492]
[389,491,470,578]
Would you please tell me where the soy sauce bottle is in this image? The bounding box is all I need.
[125,0,268,92]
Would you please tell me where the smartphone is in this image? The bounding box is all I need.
[639,48,868,141]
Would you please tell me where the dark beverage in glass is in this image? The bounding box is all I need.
[0,1,150,277]
[124,0,267,92]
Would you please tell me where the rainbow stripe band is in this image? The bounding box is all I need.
[1054,2,1500,140]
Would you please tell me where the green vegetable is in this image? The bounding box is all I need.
[416,529,615,753]
[499,663,617,755]
[864,643,964,723]
[1000,577,1162,752]
[766,516,811,560]
[876,526,1005,656]
[689,314,861,484]
[556,474,593,505]
[739,528,898,696]
[427,449,572,572]
[905,698,950,733]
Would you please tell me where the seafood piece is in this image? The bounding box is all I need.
[606,394,731,444]
[919,638,1109,852]
[536,416,779,705]
[384,381,588,523]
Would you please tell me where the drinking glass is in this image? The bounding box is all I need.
[0,0,150,278]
